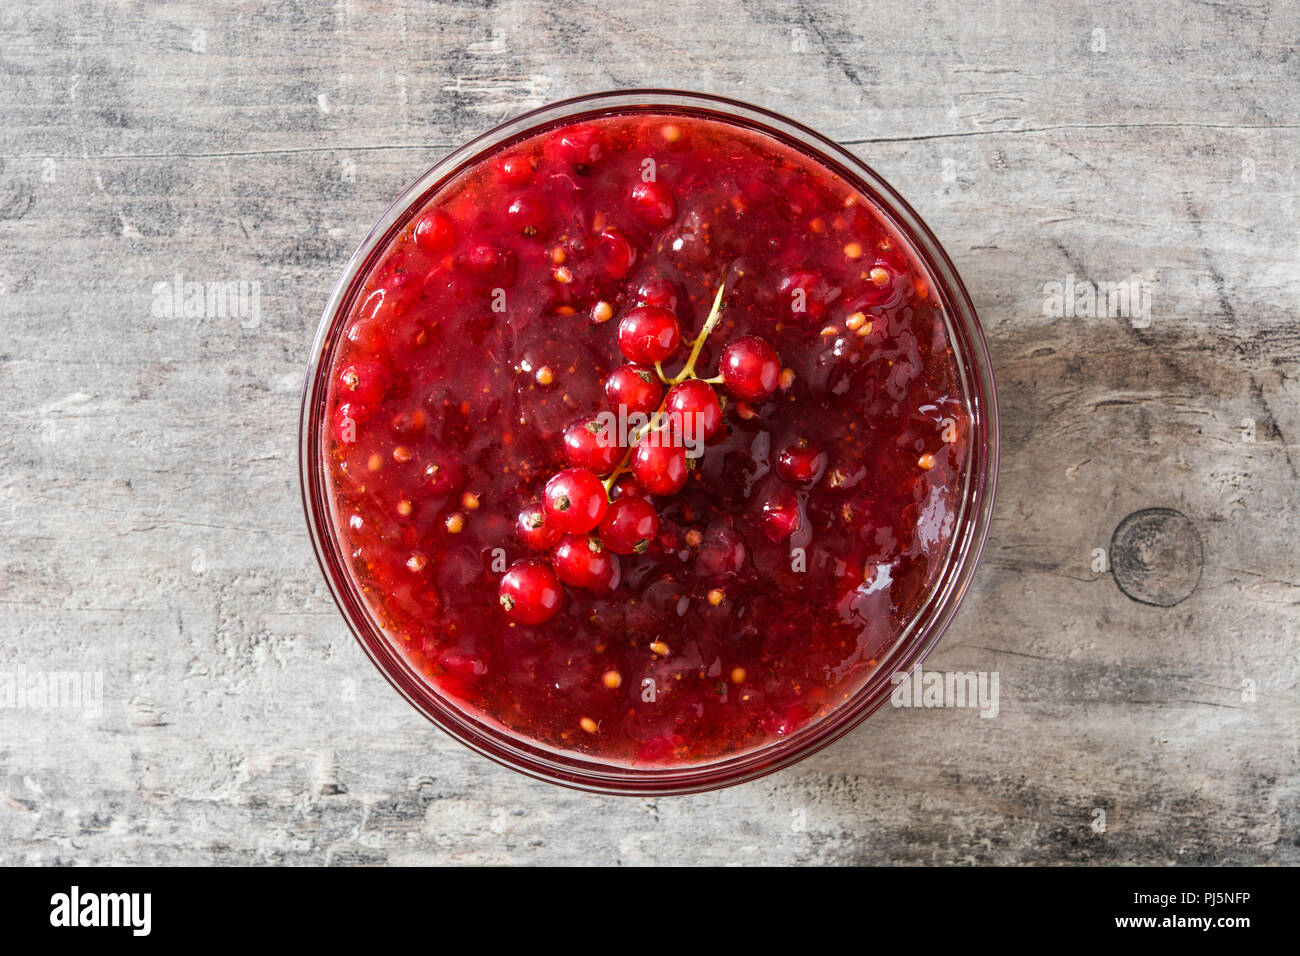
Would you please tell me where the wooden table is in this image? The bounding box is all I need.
[1,0,1295,864]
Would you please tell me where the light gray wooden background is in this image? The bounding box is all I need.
[1,0,1296,865]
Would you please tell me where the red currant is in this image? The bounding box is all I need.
[425,457,466,497]
[345,316,386,358]
[516,501,562,551]
[665,379,722,441]
[617,306,681,365]
[719,335,781,402]
[759,485,801,543]
[498,560,562,625]
[597,229,636,278]
[337,359,387,406]
[496,153,535,186]
[506,195,548,237]
[438,650,486,681]
[630,180,676,227]
[348,282,406,354]
[413,209,455,255]
[609,475,650,501]
[542,467,608,534]
[776,438,827,486]
[459,244,517,285]
[599,497,660,555]
[590,553,621,594]
[635,276,681,311]
[552,534,620,593]
[435,649,487,700]
[631,435,689,495]
[545,124,603,170]
[605,365,663,416]
[562,416,622,475]
[695,527,746,580]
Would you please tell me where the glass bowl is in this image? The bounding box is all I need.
[299,90,998,795]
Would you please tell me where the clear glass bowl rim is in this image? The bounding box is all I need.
[298,89,1000,796]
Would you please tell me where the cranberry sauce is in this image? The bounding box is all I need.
[323,111,970,765]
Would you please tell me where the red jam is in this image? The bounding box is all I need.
[323,110,970,765]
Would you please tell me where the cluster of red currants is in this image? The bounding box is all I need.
[498,285,781,625]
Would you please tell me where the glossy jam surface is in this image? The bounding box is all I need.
[323,111,970,765]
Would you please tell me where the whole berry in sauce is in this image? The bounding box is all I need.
[776,438,828,486]
[719,335,781,402]
[599,497,660,555]
[498,560,562,625]
[553,534,620,592]
[563,416,622,475]
[632,437,690,496]
[665,379,723,442]
[617,306,682,366]
[543,467,609,535]
[605,365,663,416]
[517,501,562,551]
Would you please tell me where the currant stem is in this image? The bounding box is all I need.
[669,282,727,385]
[603,410,662,496]
[629,411,663,446]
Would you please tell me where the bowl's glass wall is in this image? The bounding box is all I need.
[299,90,998,795]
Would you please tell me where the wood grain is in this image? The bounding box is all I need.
[0,0,1296,865]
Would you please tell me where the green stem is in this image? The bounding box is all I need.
[668,282,727,385]
[603,411,663,495]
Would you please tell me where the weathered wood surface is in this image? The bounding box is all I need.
[0,0,1296,865]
